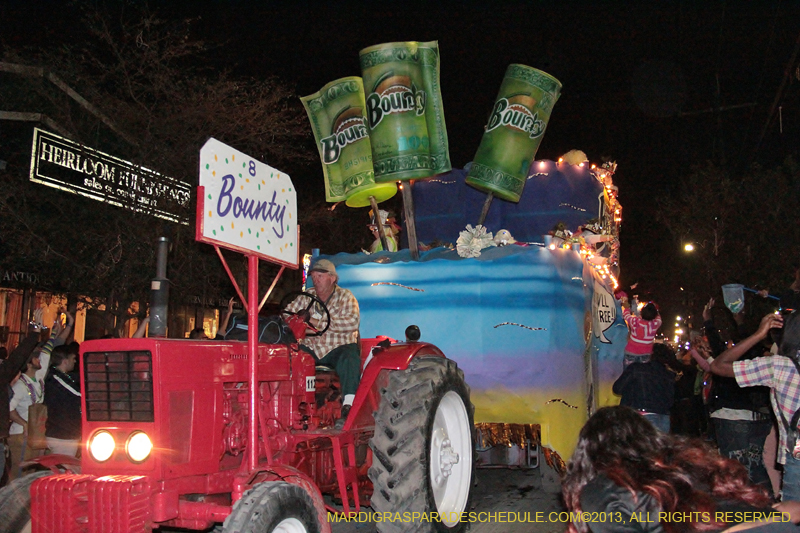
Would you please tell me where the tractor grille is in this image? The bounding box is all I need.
[84,351,154,422]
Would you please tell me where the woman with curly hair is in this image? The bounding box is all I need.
[562,405,797,533]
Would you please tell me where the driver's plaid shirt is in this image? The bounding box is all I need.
[734,355,800,464]
[287,285,359,359]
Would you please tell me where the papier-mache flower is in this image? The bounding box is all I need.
[456,224,496,258]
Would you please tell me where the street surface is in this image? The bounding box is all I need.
[330,466,567,533]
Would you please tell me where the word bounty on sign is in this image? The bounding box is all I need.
[216,175,286,238]
[197,138,298,268]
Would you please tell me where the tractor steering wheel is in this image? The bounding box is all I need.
[279,291,331,337]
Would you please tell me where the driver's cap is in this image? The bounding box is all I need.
[309,259,336,276]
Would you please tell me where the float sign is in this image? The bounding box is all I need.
[196,138,298,268]
[29,128,190,224]
[592,279,616,344]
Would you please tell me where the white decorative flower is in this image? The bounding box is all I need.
[560,149,588,166]
[456,224,496,258]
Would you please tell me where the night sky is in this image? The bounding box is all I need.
[3,0,800,314]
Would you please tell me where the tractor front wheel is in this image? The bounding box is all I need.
[369,356,475,533]
[223,481,320,533]
[0,471,52,533]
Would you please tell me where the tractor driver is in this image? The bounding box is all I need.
[289,259,360,428]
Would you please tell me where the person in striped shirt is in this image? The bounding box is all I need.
[711,311,800,501]
[621,296,662,368]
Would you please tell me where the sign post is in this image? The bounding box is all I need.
[197,137,298,471]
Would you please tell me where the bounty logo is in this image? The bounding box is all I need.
[320,106,369,164]
[485,93,546,139]
[366,73,426,129]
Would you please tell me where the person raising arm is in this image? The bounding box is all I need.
[710,313,783,378]
[709,311,800,501]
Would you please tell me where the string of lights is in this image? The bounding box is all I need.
[543,157,622,289]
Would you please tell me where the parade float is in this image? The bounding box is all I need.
[0,39,632,533]
[302,41,628,475]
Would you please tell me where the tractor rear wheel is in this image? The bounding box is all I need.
[369,356,475,533]
[0,471,52,533]
[223,481,320,533]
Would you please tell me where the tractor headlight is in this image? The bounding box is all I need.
[126,431,153,463]
[89,430,115,462]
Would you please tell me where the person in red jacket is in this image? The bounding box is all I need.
[621,295,662,367]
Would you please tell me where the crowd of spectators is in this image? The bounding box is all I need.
[609,275,800,516]
[1,310,79,486]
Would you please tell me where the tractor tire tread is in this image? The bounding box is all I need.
[0,471,52,533]
[369,356,474,533]
[222,481,320,533]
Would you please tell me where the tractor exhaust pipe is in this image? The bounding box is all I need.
[148,236,170,337]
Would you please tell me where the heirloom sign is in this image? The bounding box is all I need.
[29,128,191,224]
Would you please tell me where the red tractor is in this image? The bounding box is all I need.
[0,291,475,533]
[0,140,474,533]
